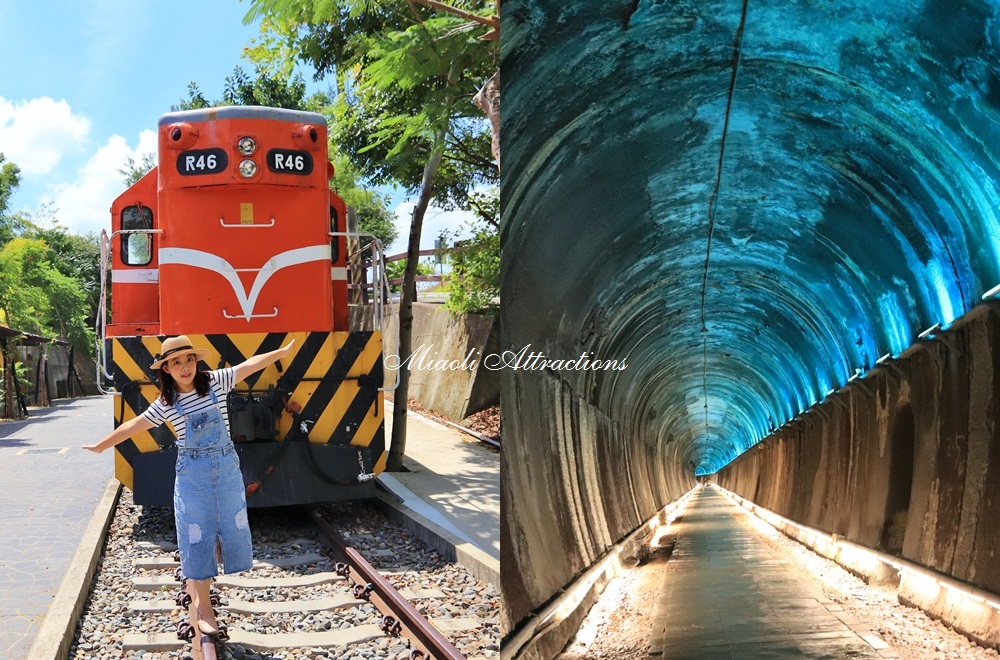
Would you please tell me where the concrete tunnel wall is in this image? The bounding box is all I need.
[500,367,694,634]
[718,305,1000,598]
[500,0,1000,648]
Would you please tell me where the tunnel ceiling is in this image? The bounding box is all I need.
[501,0,1000,474]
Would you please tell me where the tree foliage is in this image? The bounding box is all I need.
[24,221,102,336]
[0,154,25,244]
[445,187,497,313]
[446,226,498,313]
[386,257,434,292]
[176,64,328,112]
[118,153,157,188]
[0,238,92,352]
[331,156,399,248]
[0,155,96,353]
[244,0,499,470]
[245,0,498,199]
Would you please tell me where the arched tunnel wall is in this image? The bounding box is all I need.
[718,305,1000,597]
[500,367,695,634]
[500,0,1000,651]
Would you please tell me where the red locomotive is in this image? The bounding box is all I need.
[100,106,390,507]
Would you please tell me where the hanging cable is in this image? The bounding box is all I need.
[700,0,751,444]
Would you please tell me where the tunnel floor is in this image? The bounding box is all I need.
[649,487,891,659]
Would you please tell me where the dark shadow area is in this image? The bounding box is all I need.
[881,403,915,554]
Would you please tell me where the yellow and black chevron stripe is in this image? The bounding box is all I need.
[107,331,385,491]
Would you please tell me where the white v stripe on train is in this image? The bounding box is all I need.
[159,245,330,320]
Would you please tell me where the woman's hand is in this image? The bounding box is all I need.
[82,416,154,454]
[234,338,297,383]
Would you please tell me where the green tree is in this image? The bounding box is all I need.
[457,186,498,227]
[246,0,498,470]
[331,156,399,248]
[0,154,25,245]
[445,187,497,313]
[411,0,499,166]
[386,257,434,293]
[446,227,498,313]
[0,158,96,414]
[23,221,102,336]
[177,65,330,112]
[118,153,157,187]
[0,237,93,416]
[0,237,93,353]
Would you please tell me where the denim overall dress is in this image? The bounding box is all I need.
[173,388,253,580]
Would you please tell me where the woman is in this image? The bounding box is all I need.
[84,334,294,656]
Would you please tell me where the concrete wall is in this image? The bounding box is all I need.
[18,344,99,405]
[383,302,500,420]
[718,305,1000,640]
[501,368,694,635]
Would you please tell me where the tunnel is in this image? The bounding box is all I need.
[500,0,1000,656]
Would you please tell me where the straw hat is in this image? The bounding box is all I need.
[150,335,210,370]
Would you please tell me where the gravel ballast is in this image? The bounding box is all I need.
[69,489,499,659]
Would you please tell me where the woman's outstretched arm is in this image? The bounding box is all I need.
[233,338,296,383]
[83,414,156,454]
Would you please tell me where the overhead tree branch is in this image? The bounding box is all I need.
[465,194,498,228]
[409,0,499,31]
[446,133,494,169]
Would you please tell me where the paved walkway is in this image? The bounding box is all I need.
[380,401,500,561]
[0,396,115,660]
[649,487,894,659]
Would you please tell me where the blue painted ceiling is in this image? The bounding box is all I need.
[501,0,1000,474]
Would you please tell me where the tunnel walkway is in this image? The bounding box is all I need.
[649,487,893,659]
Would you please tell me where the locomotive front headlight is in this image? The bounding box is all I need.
[237,136,257,156]
[238,159,258,178]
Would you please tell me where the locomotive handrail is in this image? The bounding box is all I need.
[222,306,279,319]
[96,228,165,395]
[224,263,275,273]
[330,231,390,324]
[330,231,399,392]
[96,230,115,395]
[107,228,164,239]
[219,216,276,228]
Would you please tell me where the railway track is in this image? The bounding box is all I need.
[70,492,499,659]
[312,510,464,659]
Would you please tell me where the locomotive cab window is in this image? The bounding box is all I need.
[121,205,153,266]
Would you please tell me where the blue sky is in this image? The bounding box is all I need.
[0,0,471,255]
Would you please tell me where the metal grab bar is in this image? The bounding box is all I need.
[220,216,276,228]
[223,307,279,320]
[96,228,164,395]
[95,230,115,394]
[107,228,164,240]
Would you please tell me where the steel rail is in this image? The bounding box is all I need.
[435,417,501,449]
[310,508,465,660]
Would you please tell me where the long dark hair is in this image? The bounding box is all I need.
[158,369,211,406]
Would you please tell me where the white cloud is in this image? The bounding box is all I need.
[0,97,91,174]
[42,129,157,236]
[389,201,477,257]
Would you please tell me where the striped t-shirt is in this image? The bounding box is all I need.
[141,368,236,446]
